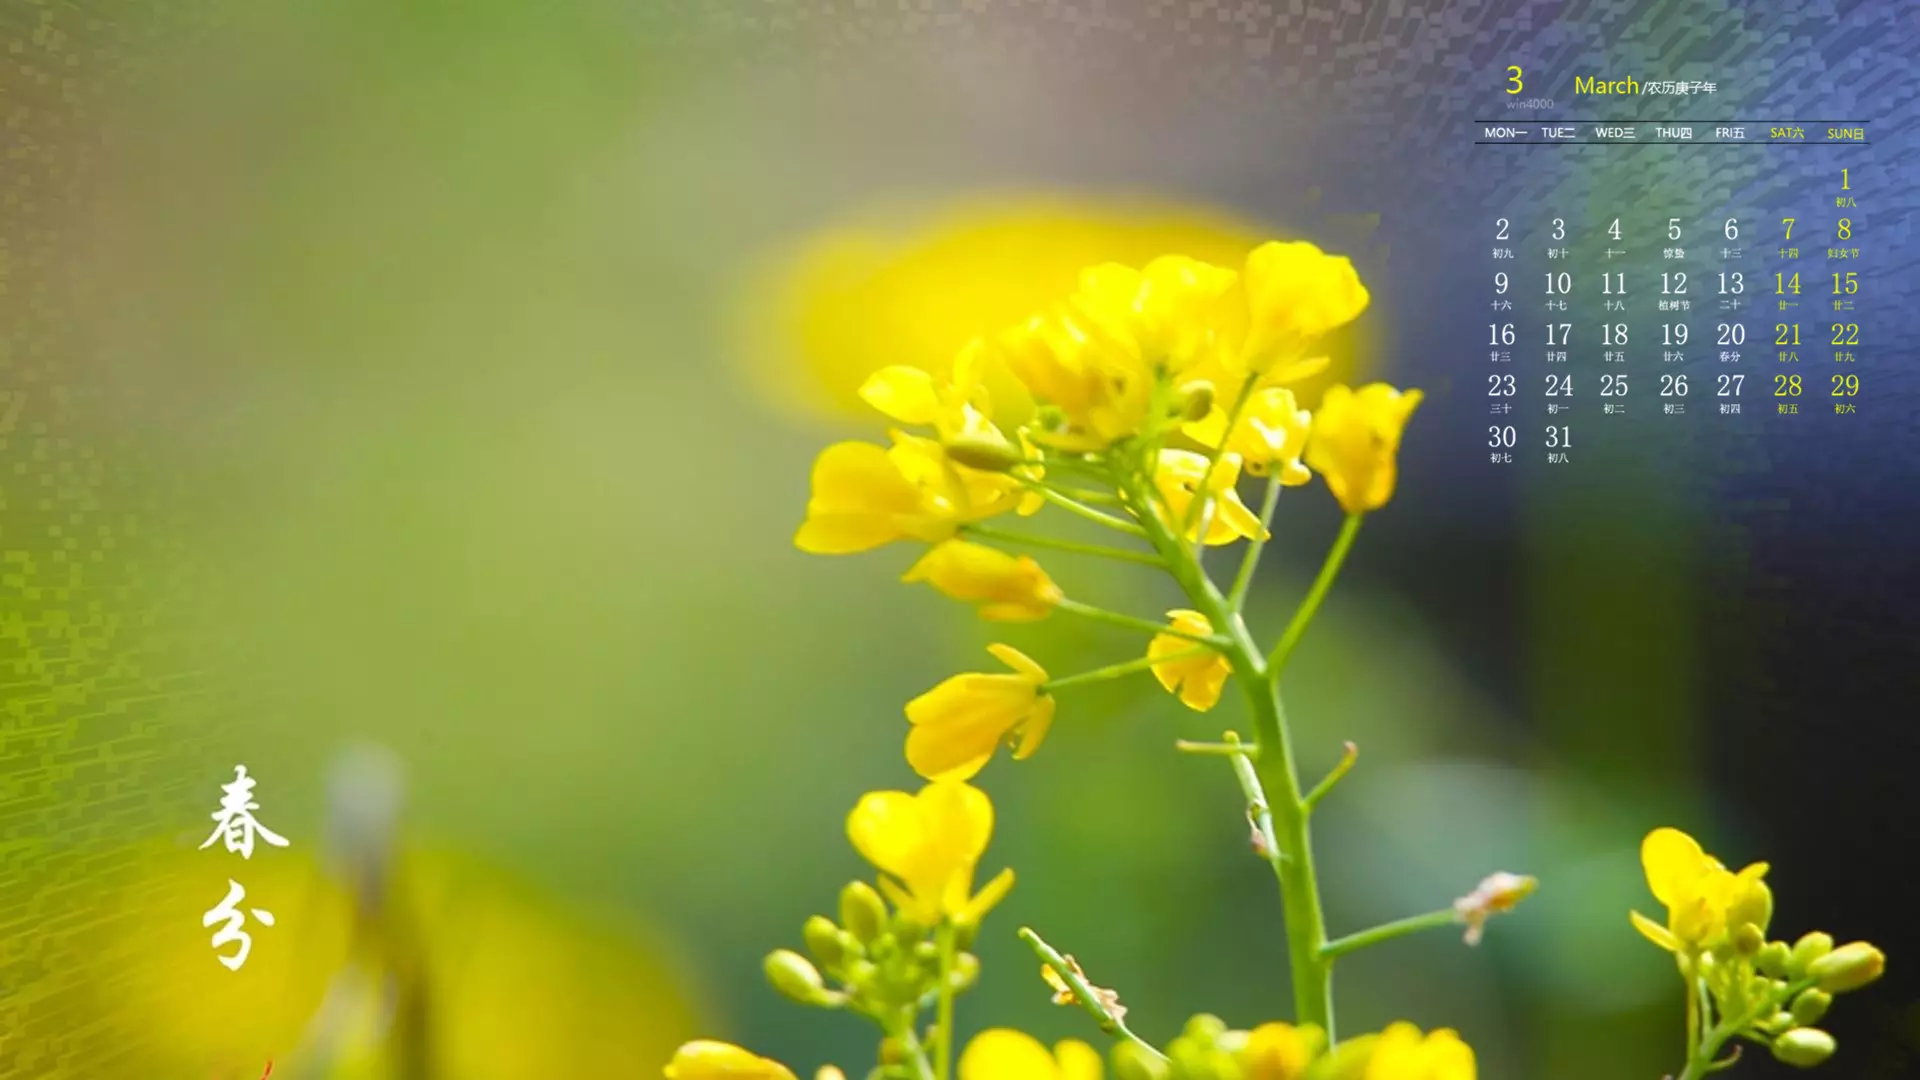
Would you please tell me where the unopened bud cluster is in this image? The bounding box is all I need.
[1700,893,1885,1070]
[764,881,981,1021]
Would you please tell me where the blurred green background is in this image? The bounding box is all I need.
[0,1,1824,1077]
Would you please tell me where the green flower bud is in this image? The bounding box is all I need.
[1808,941,1886,993]
[1110,1040,1171,1080]
[803,915,848,969]
[1787,932,1834,979]
[839,881,888,944]
[1734,923,1766,955]
[1791,988,1833,1026]
[944,433,1025,473]
[878,1036,906,1065]
[1771,1028,1837,1068]
[765,949,840,1007]
[1184,1013,1230,1042]
[1759,1010,1796,1035]
[1175,381,1216,422]
[1757,941,1793,978]
[947,951,981,993]
[913,940,941,964]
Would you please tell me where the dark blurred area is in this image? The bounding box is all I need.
[2,1,1915,1078]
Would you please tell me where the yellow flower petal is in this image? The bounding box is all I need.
[1641,827,1710,908]
[1304,383,1422,515]
[1148,611,1232,712]
[665,1040,799,1080]
[1629,909,1680,952]
[959,1029,1060,1080]
[987,643,1050,683]
[1240,241,1370,372]
[904,541,1062,622]
[846,781,996,925]
[859,366,944,425]
[1243,1021,1315,1080]
[1054,1039,1104,1080]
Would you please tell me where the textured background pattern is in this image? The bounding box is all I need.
[3,1,1915,1077]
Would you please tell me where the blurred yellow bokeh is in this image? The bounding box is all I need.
[82,839,702,1079]
[730,194,1381,425]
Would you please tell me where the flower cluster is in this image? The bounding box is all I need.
[794,240,1421,780]
[1631,827,1886,1071]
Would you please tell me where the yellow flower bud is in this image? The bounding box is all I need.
[1808,941,1886,993]
[1734,923,1765,955]
[1304,383,1422,515]
[1791,988,1833,1025]
[902,540,1063,622]
[1787,932,1834,979]
[1771,1028,1837,1068]
[764,949,839,1008]
[943,432,1026,473]
[816,1069,849,1080]
[665,1040,799,1080]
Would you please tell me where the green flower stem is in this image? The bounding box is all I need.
[1267,512,1363,673]
[1222,731,1283,863]
[934,923,957,1080]
[1302,742,1359,812]
[1320,909,1459,961]
[1174,739,1258,756]
[1675,976,1817,1080]
[1043,648,1204,693]
[962,524,1164,567]
[1125,473,1336,1039]
[1057,598,1227,647]
[1025,483,1148,535]
[1018,927,1167,1063]
[1227,476,1285,611]
[881,1015,939,1080]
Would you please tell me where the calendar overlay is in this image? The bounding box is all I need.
[1477,123,1869,465]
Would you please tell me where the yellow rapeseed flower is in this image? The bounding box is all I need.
[664,1040,798,1080]
[858,339,1003,446]
[1183,385,1314,484]
[794,432,1021,554]
[1238,240,1371,373]
[1630,826,1770,954]
[904,644,1054,780]
[958,1029,1103,1080]
[1304,383,1423,515]
[996,310,1156,452]
[1149,610,1232,712]
[1067,255,1240,375]
[1153,449,1268,545]
[845,780,1014,928]
[1361,1022,1476,1080]
[1241,1021,1321,1079]
[902,540,1063,621]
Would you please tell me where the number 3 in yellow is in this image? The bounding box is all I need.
[1506,65,1524,94]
